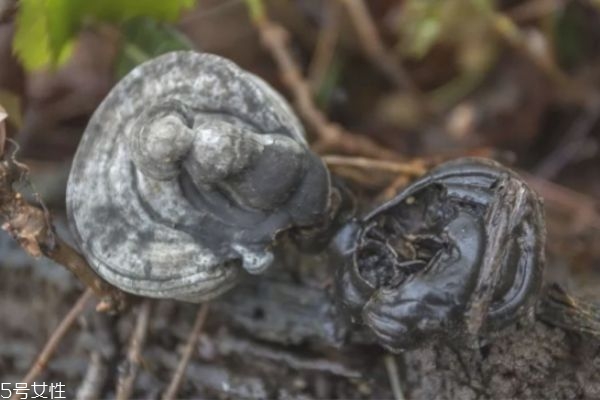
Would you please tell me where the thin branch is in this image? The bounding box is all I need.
[378,174,410,201]
[162,304,210,400]
[322,155,427,176]
[521,171,600,232]
[244,4,399,159]
[507,0,564,23]
[308,1,343,92]
[534,98,600,179]
[75,351,107,400]
[12,289,94,400]
[116,300,152,400]
[470,0,575,92]
[0,141,129,313]
[49,237,129,312]
[337,0,421,97]
[324,149,506,193]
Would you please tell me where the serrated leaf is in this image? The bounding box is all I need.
[13,0,54,70]
[44,0,79,58]
[13,0,196,71]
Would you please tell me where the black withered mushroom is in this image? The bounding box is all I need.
[333,158,546,352]
[66,51,332,302]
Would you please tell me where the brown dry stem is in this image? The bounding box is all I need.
[0,133,129,313]
[162,304,210,400]
[522,171,600,232]
[379,174,411,201]
[323,155,427,176]
[337,0,422,99]
[308,1,342,92]
[473,0,574,92]
[12,289,94,400]
[75,351,108,400]
[116,300,152,400]
[534,98,600,179]
[250,14,398,159]
[507,0,563,22]
[322,155,427,192]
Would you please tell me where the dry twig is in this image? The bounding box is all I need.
[322,155,427,191]
[379,174,411,201]
[324,148,507,195]
[12,289,94,400]
[245,4,398,159]
[323,155,427,175]
[534,98,600,179]
[75,351,108,400]
[162,304,210,400]
[116,300,152,400]
[337,0,420,97]
[507,0,564,22]
[522,171,600,232]
[308,1,343,92]
[0,128,128,312]
[470,0,573,90]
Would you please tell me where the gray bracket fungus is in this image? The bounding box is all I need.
[332,158,546,352]
[66,51,331,302]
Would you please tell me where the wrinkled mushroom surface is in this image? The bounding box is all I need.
[67,51,331,302]
[334,158,545,351]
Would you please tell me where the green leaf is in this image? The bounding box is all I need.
[83,0,196,23]
[13,0,196,71]
[115,17,193,78]
[13,0,53,70]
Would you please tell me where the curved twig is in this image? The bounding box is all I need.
[12,289,94,400]
[0,136,129,313]
[162,304,210,400]
[116,300,152,400]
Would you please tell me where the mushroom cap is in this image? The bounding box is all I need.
[334,158,545,351]
[67,51,331,302]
